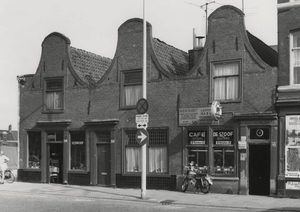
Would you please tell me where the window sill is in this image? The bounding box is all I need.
[216,100,241,104]
[122,173,171,177]
[277,85,300,93]
[211,176,238,181]
[42,110,64,114]
[68,170,89,174]
[23,168,41,171]
[119,106,136,110]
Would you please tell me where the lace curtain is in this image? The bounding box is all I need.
[214,63,239,100]
[124,85,142,106]
[46,92,62,109]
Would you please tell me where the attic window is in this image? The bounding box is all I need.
[121,71,142,108]
[45,78,64,111]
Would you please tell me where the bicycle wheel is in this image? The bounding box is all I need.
[4,170,15,184]
[199,178,210,194]
[181,177,189,192]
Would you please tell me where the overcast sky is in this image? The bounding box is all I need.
[0,0,277,131]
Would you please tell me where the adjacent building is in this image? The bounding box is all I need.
[17,5,279,195]
[276,0,300,198]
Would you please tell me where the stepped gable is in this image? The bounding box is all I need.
[69,47,112,84]
[152,38,189,76]
[246,31,278,67]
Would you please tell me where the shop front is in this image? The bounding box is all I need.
[180,106,278,195]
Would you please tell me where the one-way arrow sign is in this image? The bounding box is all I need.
[135,128,149,146]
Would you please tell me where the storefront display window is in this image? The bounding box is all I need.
[124,128,168,174]
[213,129,235,176]
[70,131,86,170]
[285,116,300,178]
[28,131,41,169]
[187,130,208,173]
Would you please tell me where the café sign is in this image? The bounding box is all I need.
[188,130,207,145]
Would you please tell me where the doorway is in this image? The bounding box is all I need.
[48,143,63,183]
[249,144,270,195]
[97,144,111,186]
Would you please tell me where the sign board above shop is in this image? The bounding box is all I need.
[188,130,207,145]
[213,130,234,145]
[179,107,219,126]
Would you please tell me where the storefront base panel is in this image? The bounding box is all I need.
[210,180,239,194]
[116,174,177,190]
[18,169,42,183]
[286,190,300,198]
[68,172,90,185]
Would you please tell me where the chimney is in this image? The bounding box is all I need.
[8,124,12,131]
[189,28,205,69]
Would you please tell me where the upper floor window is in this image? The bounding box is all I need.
[290,31,300,85]
[121,71,142,108]
[212,61,240,101]
[45,78,63,110]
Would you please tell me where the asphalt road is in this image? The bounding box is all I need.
[0,192,278,212]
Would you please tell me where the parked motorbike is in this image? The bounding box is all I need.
[181,164,213,194]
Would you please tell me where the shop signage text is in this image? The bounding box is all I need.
[213,130,234,145]
[179,108,219,126]
[188,130,207,145]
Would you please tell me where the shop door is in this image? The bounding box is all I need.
[48,143,63,184]
[97,144,111,185]
[249,144,270,195]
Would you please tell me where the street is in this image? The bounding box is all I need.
[0,192,286,212]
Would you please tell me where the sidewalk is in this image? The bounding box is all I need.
[1,182,300,211]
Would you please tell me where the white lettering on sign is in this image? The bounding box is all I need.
[179,108,219,126]
[191,140,205,145]
[216,141,231,145]
[213,131,233,137]
[72,141,84,145]
[189,132,205,137]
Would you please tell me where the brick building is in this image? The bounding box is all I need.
[276,0,300,198]
[17,5,278,195]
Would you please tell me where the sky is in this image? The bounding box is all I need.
[0,0,277,131]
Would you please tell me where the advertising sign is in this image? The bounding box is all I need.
[188,130,207,145]
[179,107,219,126]
[285,115,300,178]
[213,130,234,145]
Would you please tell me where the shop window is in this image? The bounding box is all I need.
[213,130,235,176]
[124,128,168,174]
[187,130,208,173]
[70,131,86,170]
[28,131,41,169]
[211,61,240,101]
[45,78,63,111]
[121,71,142,108]
[285,115,300,178]
[290,31,300,85]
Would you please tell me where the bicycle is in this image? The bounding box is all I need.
[0,169,15,184]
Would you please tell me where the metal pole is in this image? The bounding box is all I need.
[141,0,147,200]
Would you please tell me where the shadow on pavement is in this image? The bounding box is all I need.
[262,207,300,212]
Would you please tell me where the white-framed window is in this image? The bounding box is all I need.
[121,71,143,108]
[45,78,63,110]
[290,31,300,85]
[211,61,240,101]
[124,128,168,174]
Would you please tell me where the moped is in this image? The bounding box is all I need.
[181,165,213,194]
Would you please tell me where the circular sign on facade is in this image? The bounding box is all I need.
[211,101,222,121]
[136,98,149,114]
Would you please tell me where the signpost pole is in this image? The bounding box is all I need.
[141,0,147,200]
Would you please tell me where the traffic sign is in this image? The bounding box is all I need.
[136,129,149,146]
[136,113,149,129]
[136,98,149,114]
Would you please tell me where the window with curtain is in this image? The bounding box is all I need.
[121,71,142,107]
[28,131,41,169]
[45,79,63,110]
[212,61,240,101]
[291,31,300,85]
[70,131,86,170]
[124,129,168,174]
